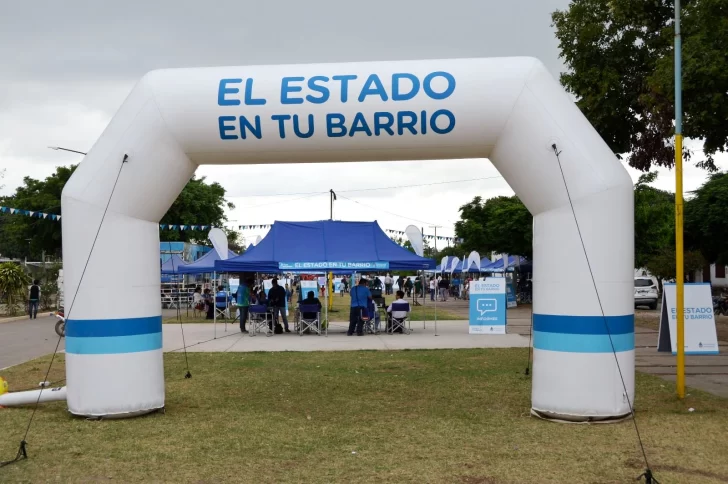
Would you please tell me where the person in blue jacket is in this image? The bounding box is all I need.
[348,277,372,336]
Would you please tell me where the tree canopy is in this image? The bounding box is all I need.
[552,0,728,171]
[685,172,728,264]
[0,165,72,259]
[454,196,532,259]
[0,167,239,259]
[633,172,675,268]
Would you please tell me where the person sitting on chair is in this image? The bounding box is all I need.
[203,288,214,319]
[387,290,409,333]
[300,290,322,320]
[215,285,228,317]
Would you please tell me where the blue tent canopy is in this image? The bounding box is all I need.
[439,255,458,273]
[215,220,435,273]
[451,260,481,274]
[177,248,238,274]
[481,256,527,273]
[161,254,187,274]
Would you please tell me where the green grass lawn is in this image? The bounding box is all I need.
[1,350,727,483]
[165,292,465,324]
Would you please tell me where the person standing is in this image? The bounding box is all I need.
[203,288,214,319]
[236,278,251,333]
[429,277,436,301]
[384,274,393,295]
[28,279,41,319]
[268,278,291,333]
[438,277,449,302]
[348,277,372,336]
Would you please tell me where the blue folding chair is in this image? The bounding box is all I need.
[248,304,272,337]
[298,304,323,336]
[388,302,411,334]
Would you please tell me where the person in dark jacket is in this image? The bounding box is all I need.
[28,279,41,319]
[300,291,322,320]
[267,278,290,332]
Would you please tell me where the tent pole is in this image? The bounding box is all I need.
[324,274,329,337]
[421,271,426,330]
[213,271,217,339]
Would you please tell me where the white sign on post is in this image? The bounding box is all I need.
[657,283,719,355]
[469,278,507,334]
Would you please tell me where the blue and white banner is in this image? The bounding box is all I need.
[468,278,507,334]
[506,279,517,308]
[658,283,719,355]
[300,280,318,300]
[278,261,389,270]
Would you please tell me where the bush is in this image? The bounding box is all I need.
[0,263,30,316]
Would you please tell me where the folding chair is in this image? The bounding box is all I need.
[387,302,411,334]
[248,304,273,337]
[360,304,377,335]
[298,304,323,336]
[214,295,230,319]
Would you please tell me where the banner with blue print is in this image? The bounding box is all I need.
[300,280,318,300]
[658,283,719,355]
[278,261,389,270]
[506,279,517,308]
[468,278,506,334]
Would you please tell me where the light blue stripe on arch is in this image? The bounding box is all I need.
[533,331,634,353]
[66,332,162,355]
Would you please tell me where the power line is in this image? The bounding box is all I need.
[337,175,504,194]
[236,192,326,210]
[231,175,503,200]
[336,194,439,227]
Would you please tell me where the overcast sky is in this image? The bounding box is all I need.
[1,0,724,247]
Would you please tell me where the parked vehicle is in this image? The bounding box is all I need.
[634,277,659,310]
[54,308,65,337]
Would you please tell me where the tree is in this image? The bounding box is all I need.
[0,165,73,259]
[634,172,675,268]
[0,168,239,258]
[645,248,705,283]
[552,0,728,171]
[454,196,532,258]
[685,172,728,264]
[159,175,240,246]
[0,262,30,316]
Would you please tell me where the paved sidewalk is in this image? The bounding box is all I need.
[0,314,64,370]
[163,320,531,353]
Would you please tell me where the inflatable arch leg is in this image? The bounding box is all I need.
[61,57,634,420]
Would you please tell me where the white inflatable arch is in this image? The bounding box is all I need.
[61,57,634,421]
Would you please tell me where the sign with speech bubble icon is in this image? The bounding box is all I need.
[469,278,507,334]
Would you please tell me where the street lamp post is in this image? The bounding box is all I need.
[428,225,442,251]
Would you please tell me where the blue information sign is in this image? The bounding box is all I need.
[469,278,507,334]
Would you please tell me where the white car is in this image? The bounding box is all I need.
[634,277,659,310]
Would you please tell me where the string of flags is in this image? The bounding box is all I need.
[159,224,213,231]
[0,206,61,221]
[385,228,462,243]
[0,206,214,231]
[237,224,460,242]
[0,207,460,240]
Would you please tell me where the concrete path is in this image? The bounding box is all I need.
[2,302,727,400]
[0,314,64,370]
[634,326,728,398]
[163,320,531,353]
